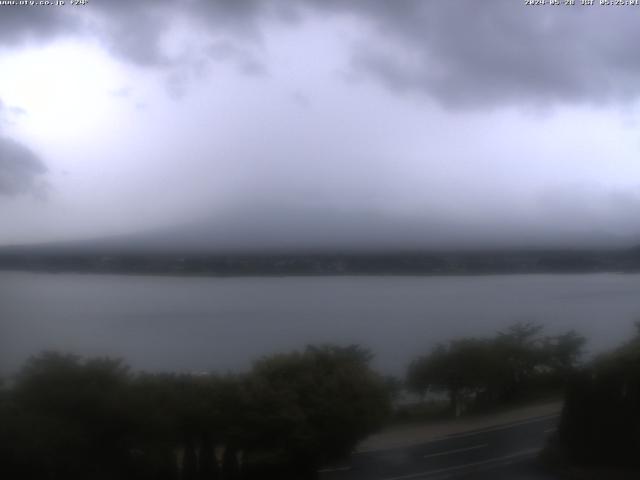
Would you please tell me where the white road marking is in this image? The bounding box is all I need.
[423,444,487,459]
[378,448,539,480]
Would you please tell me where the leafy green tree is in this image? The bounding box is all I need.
[407,323,586,415]
[129,372,235,479]
[407,338,499,415]
[557,324,640,468]
[242,345,391,478]
[7,352,135,479]
[541,330,586,377]
[493,322,545,400]
[1,345,392,479]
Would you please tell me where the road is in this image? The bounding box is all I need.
[319,414,560,480]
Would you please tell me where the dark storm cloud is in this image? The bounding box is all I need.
[0,0,266,67]
[0,101,47,198]
[90,1,640,107]
[306,0,640,107]
[87,0,274,69]
[4,1,640,108]
[89,0,176,66]
[0,136,47,197]
[87,0,640,108]
[0,7,76,45]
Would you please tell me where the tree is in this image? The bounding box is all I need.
[0,345,392,479]
[493,322,545,400]
[407,323,586,415]
[407,338,499,415]
[241,345,391,478]
[557,325,640,469]
[541,330,586,377]
[6,352,135,480]
[129,372,236,479]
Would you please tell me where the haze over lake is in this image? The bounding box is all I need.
[2,271,639,376]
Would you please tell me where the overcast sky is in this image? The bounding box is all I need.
[2,0,640,249]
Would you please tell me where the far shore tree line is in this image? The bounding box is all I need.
[0,321,638,478]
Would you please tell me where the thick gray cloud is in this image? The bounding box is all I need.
[0,136,47,197]
[3,1,640,108]
[0,1,263,65]
[0,100,46,198]
[2,2,640,247]
[0,7,75,46]
[303,0,640,107]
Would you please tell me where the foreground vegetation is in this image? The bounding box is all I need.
[0,345,390,480]
[406,323,585,416]
[546,324,640,474]
[3,321,639,479]
[406,324,640,475]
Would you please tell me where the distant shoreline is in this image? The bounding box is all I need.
[0,269,635,279]
[1,248,639,277]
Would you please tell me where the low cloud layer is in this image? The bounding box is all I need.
[1,2,640,247]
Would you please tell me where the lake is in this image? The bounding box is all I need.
[1,271,639,376]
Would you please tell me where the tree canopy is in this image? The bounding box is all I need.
[0,345,391,480]
[407,322,585,415]
[557,323,640,469]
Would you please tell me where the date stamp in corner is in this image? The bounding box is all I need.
[0,0,89,7]
[525,0,640,6]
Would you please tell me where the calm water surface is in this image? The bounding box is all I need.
[1,272,639,375]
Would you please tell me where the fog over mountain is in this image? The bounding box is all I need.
[7,206,637,257]
[2,1,640,250]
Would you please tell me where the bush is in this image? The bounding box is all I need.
[0,345,392,480]
[241,345,391,478]
[557,326,640,469]
[407,323,585,415]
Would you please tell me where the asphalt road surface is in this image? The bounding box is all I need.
[319,414,560,480]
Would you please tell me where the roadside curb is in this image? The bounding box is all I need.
[356,401,562,454]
